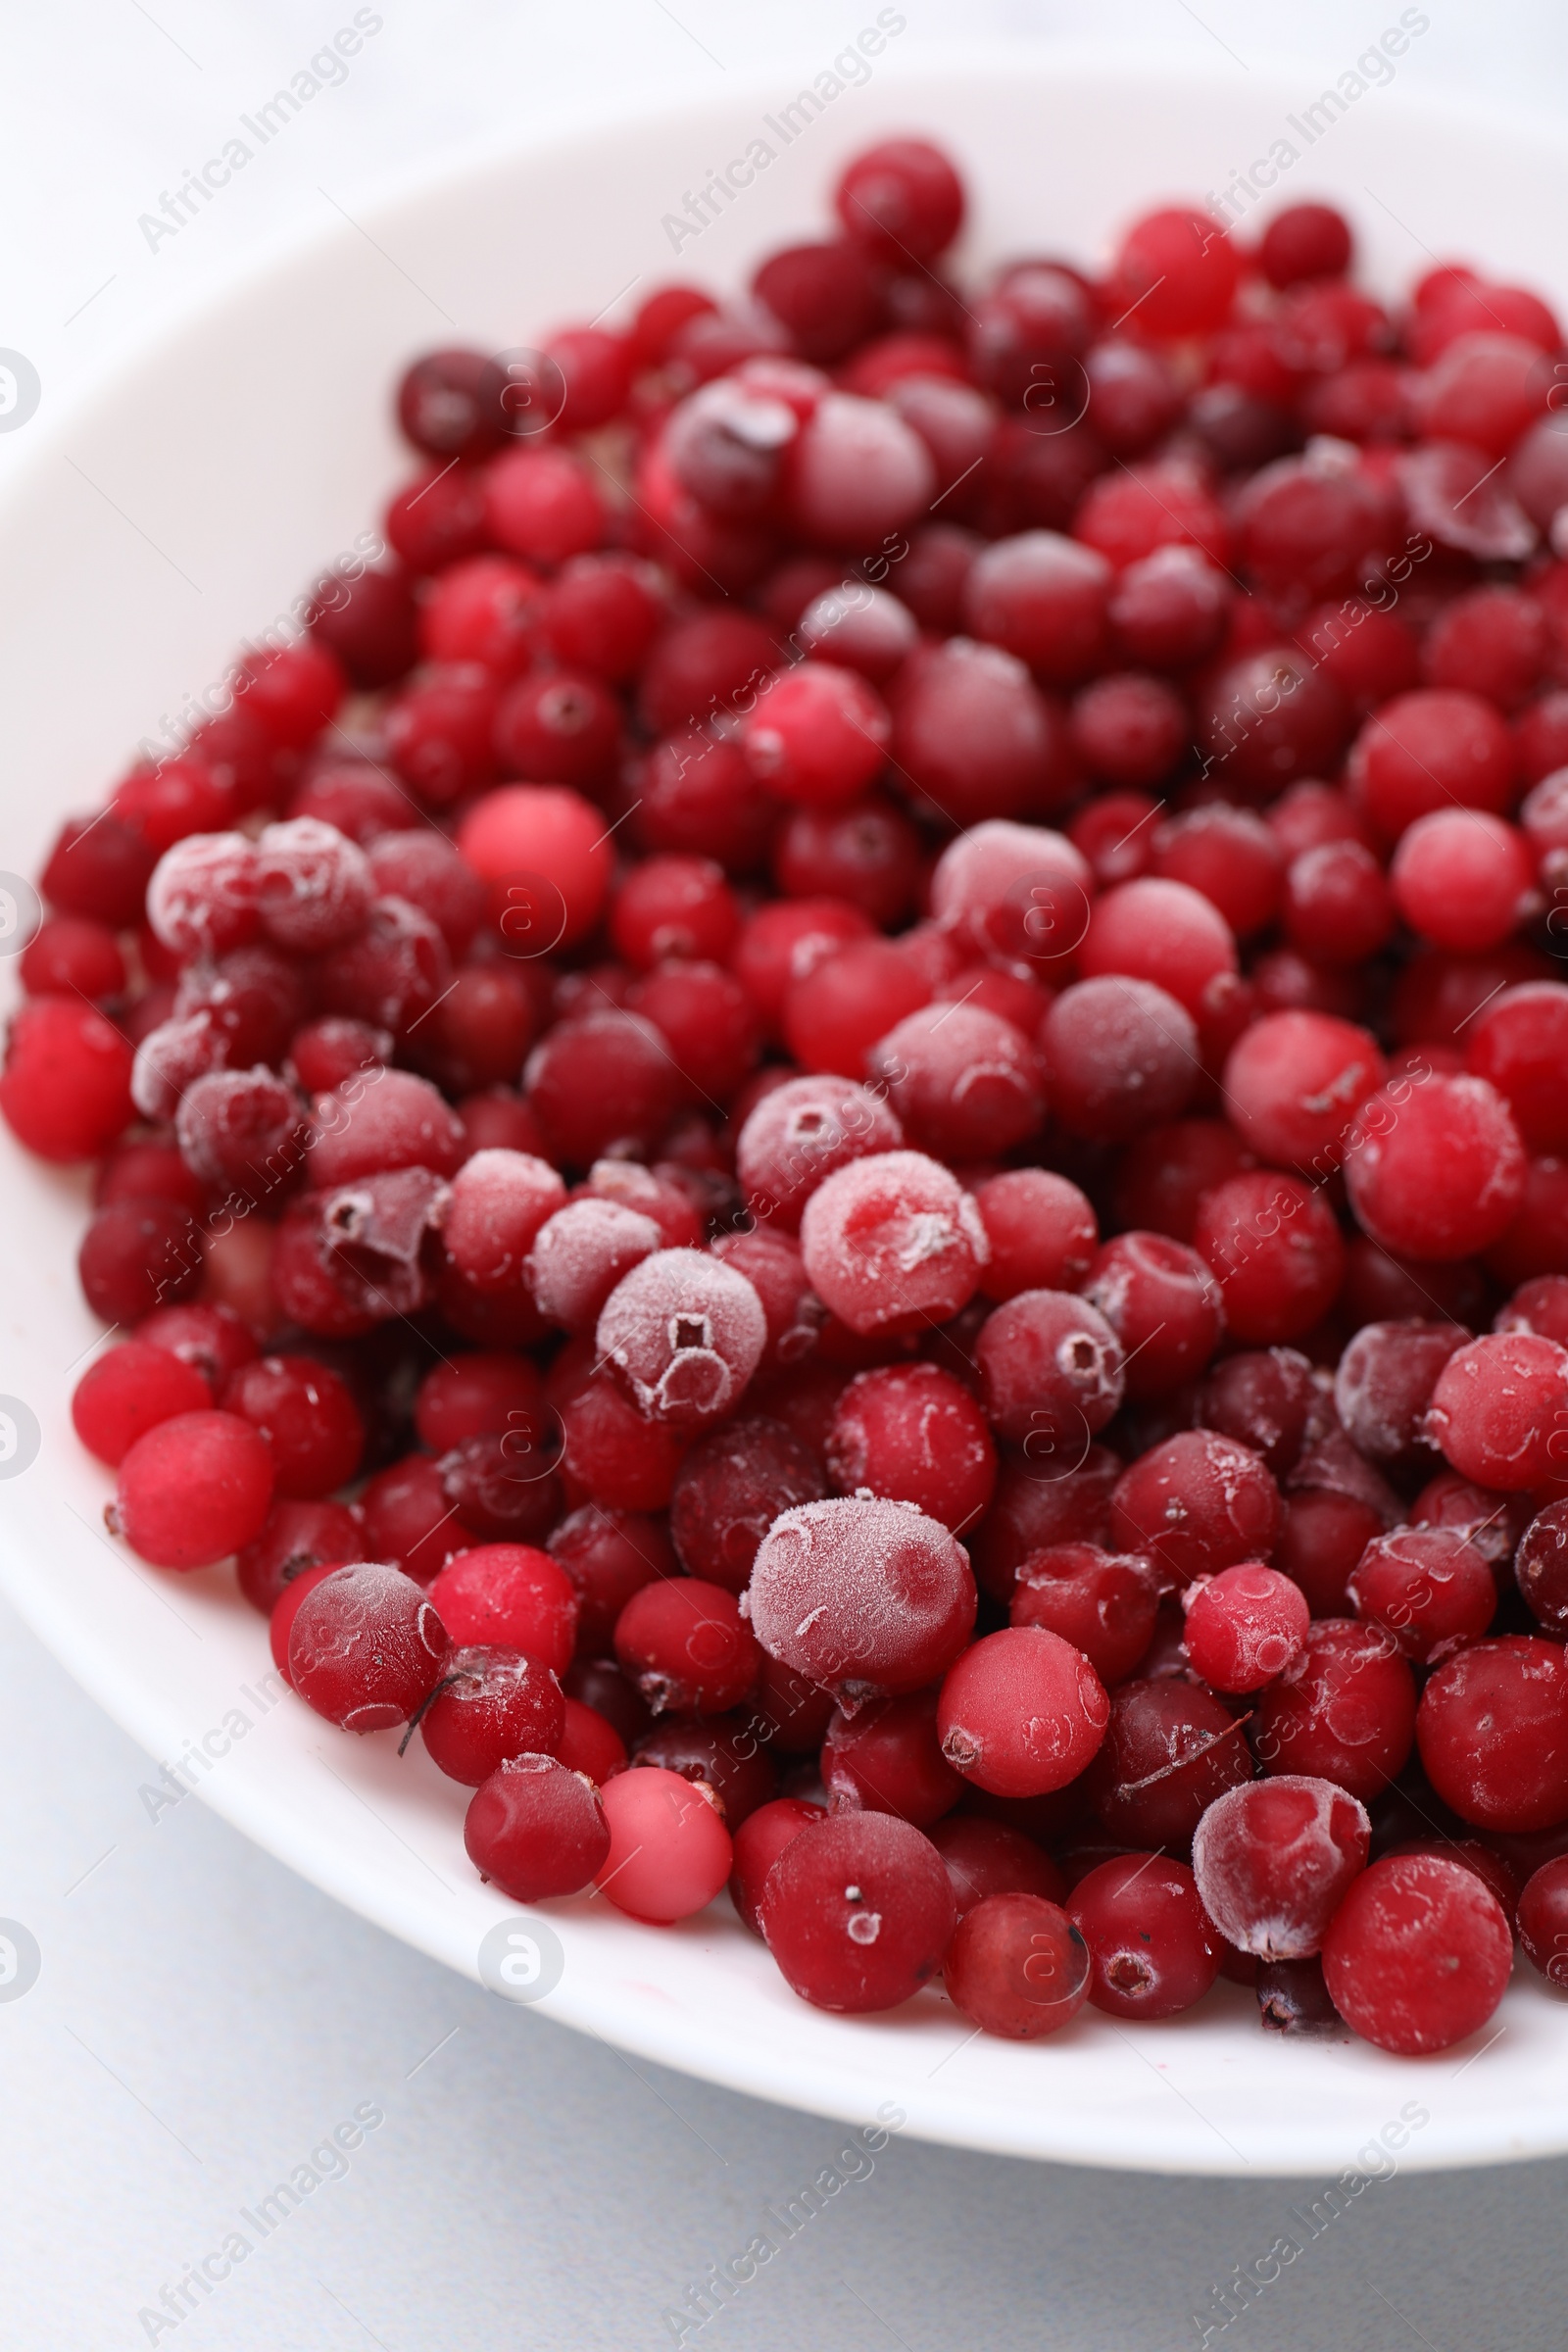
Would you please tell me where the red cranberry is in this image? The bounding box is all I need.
[826,1362,995,1536]
[760,1811,956,2013]
[1253,1621,1416,1801]
[1067,1853,1221,2019]
[1084,1679,1253,1848]
[1321,1852,1512,2055]
[1183,1564,1310,1691]
[943,1892,1091,2039]
[1194,1776,1368,1959]
[465,1752,610,1901]
[72,1341,211,1468]
[1110,1429,1284,1590]
[593,1766,733,1923]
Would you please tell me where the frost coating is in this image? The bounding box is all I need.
[527,1197,662,1332]
[596,1249,766,1429]
[443,1148,566,1293]
[253,816,372,953]
[1333,1319,1467,1464]
[735,1072,904,1227]
[745,1492,976,1699]
[799,1149,989,1336]
[1192,1774,1369,1958]
[928,817,1091,956]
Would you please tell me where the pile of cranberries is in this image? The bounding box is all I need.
[21,138,1568,2063]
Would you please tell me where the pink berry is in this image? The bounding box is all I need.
[593,1766,732,1924]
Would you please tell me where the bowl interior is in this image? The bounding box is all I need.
[3,51,1566,2172]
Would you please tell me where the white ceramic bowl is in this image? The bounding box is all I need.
[4,48,1568,2174]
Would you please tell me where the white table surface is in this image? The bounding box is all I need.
[5,5,1568,2344]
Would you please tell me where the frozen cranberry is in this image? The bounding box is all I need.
[1260,203,1352,289]
[236,1496,362,1615]
[1254,1621,1416,1800]
[557,1363,688,1512]
[866,1002,1046,1160]
[395,347,507,458]
[747,1493,975,1703]
[465,1752,609,1900]
[937,1628,1107,1798]
[1350,689,1516,842]
[137,1299,257,1389]
[1067,1853,1220,2018]
[969,1447,1121,1603]
[417,1644,564,1785]
[1107,544,1231,669]
[772,795,921,930]
[818,1688,959,1827]
[825,1363,996,1536]
[943,1892,1090,2040]
[1333,1320,1465,1468]
[612,1578,759,1717]
[443,1148,565,1296]
[1322,1851,1512,2055]
[1465,984,1568,1154]
[219,1354,362,1499]
[1274,1492,1387,1620]
[1111,1429,1284,1590]
[1426,1331,1568,1491]
[728,1797,825,1936]
[1194,1777,1368,1968]
[1076,877,1237,1023]
[969,1170,1096,1303]
[593,1766,732,1923]
[889,639,1066,828]
[927,1816,1065,1920]
[1517,1500,1568,1633]
[1183,1564,1310,1691]
[760,1810,955,2012]
[1039,977,1198,1145]
[1111,1117,1254,1246]
[525,1011,677,1166]
[1196,1349,1316,1481]
[541,1506,671,1654]
[384,464,488,575]
[1516,1853,1568,1984]
[358,1455,474,1583]
[426,1543,577,1674]
[1389,808,1535,955]
[1347,1527,1496,1662]
[751,239,884,365]
[1222,1011,1386,1179]
[1084,1678,1253,1848]
[782,392,936,550]
[1111,205,1238,336]
[284,1561,447,1730]
[835,138,963,263]
[556,1697,627,1786]
[78,1197,202,1323]
[526,1200,660,1336]
[437,1428,560,1547]
[1278,841,1393,967]
[72,1341,212,1467]
[107,1407,272,1569]
[594,1250,765,1430]
[667,1418,825,1592]
[457,782,612,954]
[1,997,134,1162]
[1008,1544,1158,1687]
[1082,1233,1223,1401]
[975,1289,1124,1456]
[1194,1172,1346,1346]
[40,809,158,928]
[20,913,124,1002]
[800,1150,988,1338]
[1196,646,1350,800]
[483,444,605,568]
